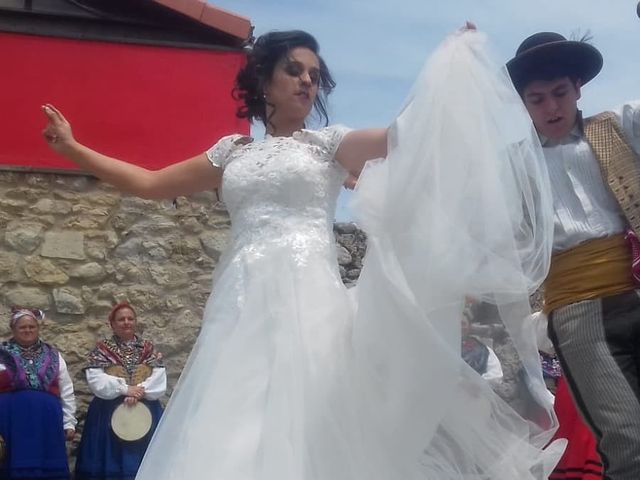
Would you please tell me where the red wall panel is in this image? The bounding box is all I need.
[0,32,249,171]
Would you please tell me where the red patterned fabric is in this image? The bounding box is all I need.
[550,377,603,480]
[625,228,640,284]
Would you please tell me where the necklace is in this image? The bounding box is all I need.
[15,340,42,365]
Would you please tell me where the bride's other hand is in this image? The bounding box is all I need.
[460,21,477,32]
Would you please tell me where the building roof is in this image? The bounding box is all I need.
[0,0,253,49]
[150,0,252,42]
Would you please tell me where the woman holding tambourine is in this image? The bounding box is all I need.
[75,302,166,480]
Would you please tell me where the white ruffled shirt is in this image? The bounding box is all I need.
[0,352,77,430]
[85,367,167,401]
[58,354,77,430]
[541,101,640,253]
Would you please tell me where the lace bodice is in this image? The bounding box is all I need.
[206,126,350,259]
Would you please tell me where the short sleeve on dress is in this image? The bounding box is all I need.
[205,134,247,169]
[294,124,352,163]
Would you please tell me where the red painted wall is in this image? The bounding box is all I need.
[1,32,249,171]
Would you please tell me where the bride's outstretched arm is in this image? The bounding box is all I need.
[335,127,388,177]
[41,104,222,199]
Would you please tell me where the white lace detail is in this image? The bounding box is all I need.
[218,125,350,266]
[292,124,351,163]
[205,134,246,169]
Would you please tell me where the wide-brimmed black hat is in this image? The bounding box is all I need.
[507,32,603,93]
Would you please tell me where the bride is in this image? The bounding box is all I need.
[42,26,562,479]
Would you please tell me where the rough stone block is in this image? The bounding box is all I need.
[24,257,69,285]
[199,231,229,260]
[149,265,189,287]
[42,231,86,260]
[4,287,50,309]
[5,221,44,253]
[53,288,86,314]
[32,199,72,215]
[0,251,22,282]
[68,262,106,281]
[336,245,352,266]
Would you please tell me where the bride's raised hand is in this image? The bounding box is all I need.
[459,21,477,32]
[41,104,76,153]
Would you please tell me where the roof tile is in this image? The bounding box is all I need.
[200,4,251,41]
[152,0,205,20]
[150,0,251,41]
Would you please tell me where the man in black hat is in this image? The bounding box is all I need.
[508,32,640,480]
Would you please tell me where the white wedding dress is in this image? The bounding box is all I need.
[136,31,563,480]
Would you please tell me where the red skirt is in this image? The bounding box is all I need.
[550,377,603,480]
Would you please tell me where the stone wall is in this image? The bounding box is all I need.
[0,171,232,454]
[334,222,367,287]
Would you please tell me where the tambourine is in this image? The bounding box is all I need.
[111,402,152,442]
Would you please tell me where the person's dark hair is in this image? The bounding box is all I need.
[517,68,580,97]
[233,30,336,128]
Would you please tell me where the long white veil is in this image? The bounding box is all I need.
[350,30,563,478]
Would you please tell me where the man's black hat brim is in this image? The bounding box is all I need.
[507,39,602,93]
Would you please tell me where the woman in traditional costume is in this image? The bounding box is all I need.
[75,302,165,480]
[0,307,76,479]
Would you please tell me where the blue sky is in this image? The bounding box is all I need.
[212,0,640,220]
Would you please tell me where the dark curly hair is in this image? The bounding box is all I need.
[233,30,336,128]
